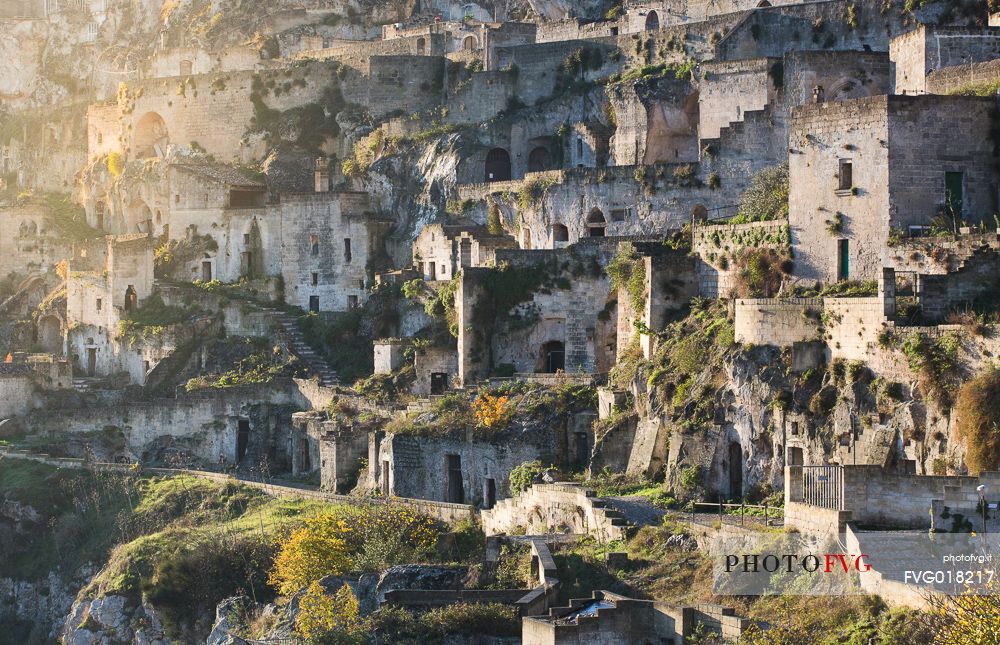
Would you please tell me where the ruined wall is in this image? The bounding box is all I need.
[891,26,1000,94]
[378,430,554,507]
[691,219,790,297]
[698,58,775,141]
[481,483,628,542]
[926,57,1000,94]
[734,298,822,347]
[25,382,303,465]
[458,242,619,384]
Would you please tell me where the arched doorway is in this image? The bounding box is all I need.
[527,146,552,173]
[124,285,138,313]
[134,112,169,158]
[463,35,477,51]
[416,37,426,54]
[691,204,708,223]
[484,148,511,182]
[551,224,569,243]
[540,340,565,373]
[728,441,743,499]
[756,0,772,6]
[586,208,606,237]
[36,315,62,353]
[645,10,659,31]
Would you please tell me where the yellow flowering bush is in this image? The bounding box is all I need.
[295,581,364,644]
[473,393,512,430]
[270,504,441,595]
[269,514,352,595]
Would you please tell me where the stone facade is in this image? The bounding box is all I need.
[789,95,998,283]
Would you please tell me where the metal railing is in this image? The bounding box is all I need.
[800,465,844,510]
[689,501,782,527]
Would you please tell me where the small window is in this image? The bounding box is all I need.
[309,234,319,256]
[790,421,799,435]
[348,295,359,309]
[311,272,318,286]
[97,132,103,145]
[838,159,853,191]
[244,233,250,244]
[175,194,180,204]
[96,298,102,312]
[344,238,352,263]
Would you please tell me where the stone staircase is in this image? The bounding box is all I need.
[259,307,339,387]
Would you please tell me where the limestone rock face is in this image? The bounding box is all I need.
[373,564,466,604]
[61,595,169,645]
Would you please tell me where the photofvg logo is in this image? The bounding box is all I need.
[714,549,870,596]
[724,553,871,574]
[711,532,1000,596]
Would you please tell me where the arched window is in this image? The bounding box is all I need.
[586,208,606,237]
[527,146,552,173]
[645,10,659,31]
[484,148,511,182]
[463,35,477,51]
[134,112,169,158]
[416,37,426,55]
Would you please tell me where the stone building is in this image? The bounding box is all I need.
[279,191,390,313]
[788,94,999,283]
[456,241,621,385]
[65,234,156,382]
[411,222,515,281]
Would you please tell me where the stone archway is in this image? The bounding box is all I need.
[645,10,659,31]
[36,314,63,354]
[484,148,511,182]
[463,35,477,51]
[134,112,169,158]
[527,146,553,173]
[586,208,606,237]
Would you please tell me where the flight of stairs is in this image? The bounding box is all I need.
[260,307,339,387]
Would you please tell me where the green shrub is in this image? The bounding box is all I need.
[732,163,789,223]
[509,460,545,495]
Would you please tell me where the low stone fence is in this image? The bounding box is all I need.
[481,483,628,543]
[784,465,1000,534]
[0,447,476,524]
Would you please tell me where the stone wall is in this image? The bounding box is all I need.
[691,219,790,297]
[377,430,556,507]
[891,26,1000,94]
[23,382,305,466]
[698,58,775,140]
[481,483,628,542]
[926,57,1000,94]
[734,298,822,346]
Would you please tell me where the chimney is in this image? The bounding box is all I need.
[314,157,329,193]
